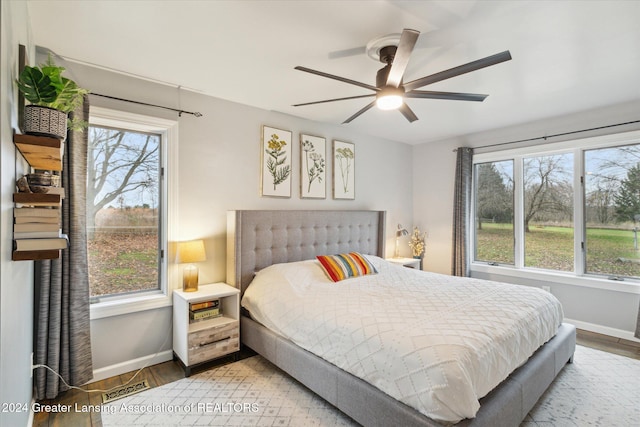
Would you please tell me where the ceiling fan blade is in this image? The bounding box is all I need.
[386,29,420,88]
[328,45,366,59]
[406,90,488,102]
[398,103,419,123]
[293,94,375,107]
[342,101,376,124]
[403,50,512,91]
[295,66,379,92]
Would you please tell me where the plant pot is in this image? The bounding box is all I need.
[23,105,67,140]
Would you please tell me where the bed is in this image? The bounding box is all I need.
[227,210,576,426]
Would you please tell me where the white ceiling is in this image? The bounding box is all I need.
[26,0,640,145]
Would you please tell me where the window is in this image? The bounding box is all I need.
[522,153,573,271]
[87,108,175,307]
[474,160,514,265]
[472,131,640,285]
[584,144,640,279]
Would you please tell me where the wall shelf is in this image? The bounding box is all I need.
[13,133,63,171]
[12,133,65,261]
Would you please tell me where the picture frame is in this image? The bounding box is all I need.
[300,133,326,199]
[333,140,355,200]
[261,125,292,198]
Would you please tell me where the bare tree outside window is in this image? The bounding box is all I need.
[522,153,574,271]
[87,125,161,298]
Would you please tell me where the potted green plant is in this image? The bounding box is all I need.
[16,56,89,140]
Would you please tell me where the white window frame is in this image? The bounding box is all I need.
[88,106,179,319]
[471,130,640,294]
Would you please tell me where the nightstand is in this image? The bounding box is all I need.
[173,282,240,376]
[386,257,421,269]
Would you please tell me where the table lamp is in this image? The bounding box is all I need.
[176,239,206,292]
[395,224,409,258]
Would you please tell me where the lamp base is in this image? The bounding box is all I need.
[183,265,199,292]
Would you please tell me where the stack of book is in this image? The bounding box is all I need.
[13,207,67,251]
[189,299,221,323]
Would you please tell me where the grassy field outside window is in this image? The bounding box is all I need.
[476,223,640,277]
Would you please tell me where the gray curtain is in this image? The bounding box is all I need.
[451,147,473,277]
[34,96,93,400]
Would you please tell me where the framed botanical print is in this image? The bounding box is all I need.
[300,133,326,199]
[261,125,292,197]
[333,140,355,200]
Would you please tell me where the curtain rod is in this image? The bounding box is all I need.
[454,119,640,151]
[90,93,203,118]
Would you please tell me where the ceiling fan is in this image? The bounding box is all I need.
[293,29,512,123]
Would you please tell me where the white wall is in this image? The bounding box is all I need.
[413,100,640,339]
[0,1,35,426]
[50,57,414,376]
[176,89,414,284]
[412,141,457,275]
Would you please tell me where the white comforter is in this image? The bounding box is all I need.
[241,256,564,423]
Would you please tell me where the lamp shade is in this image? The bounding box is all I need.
[175,239,206,264]
[396,224,409,237]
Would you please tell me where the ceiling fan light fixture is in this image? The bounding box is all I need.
[376,94,403,110]
[293,27,512,123]
[376,86,404,110]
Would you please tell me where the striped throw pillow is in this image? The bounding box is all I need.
[316,252,378,282]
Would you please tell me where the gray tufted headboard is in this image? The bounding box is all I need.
[227,210,386,295]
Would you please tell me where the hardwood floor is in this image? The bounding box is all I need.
[575,328,640,360]
[31,330,640,427]
[32,358,185,427]
[31,352,243,427]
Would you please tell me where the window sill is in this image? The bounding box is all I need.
[470,263,640,295]
[90,291,172,320]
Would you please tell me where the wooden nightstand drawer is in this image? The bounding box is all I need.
[188,321,239,365]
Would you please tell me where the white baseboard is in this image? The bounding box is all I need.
[90,350,174,383]
[565,318,640,344]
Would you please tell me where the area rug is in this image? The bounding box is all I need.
[101,345,639,426]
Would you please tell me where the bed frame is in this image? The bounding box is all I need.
[227,210,576,427]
